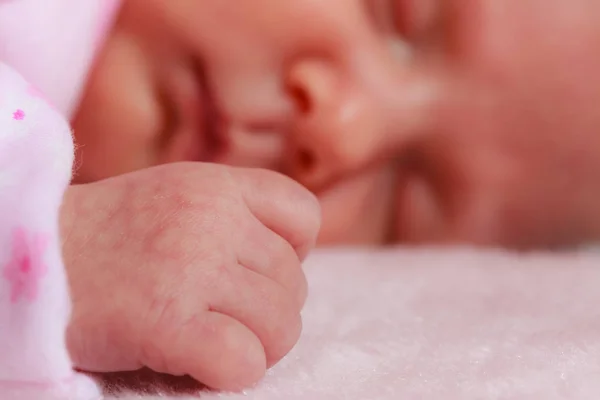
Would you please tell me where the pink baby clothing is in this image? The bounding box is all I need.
[0,62,101,400]
[0,1,121,399]
[0,0,121,118]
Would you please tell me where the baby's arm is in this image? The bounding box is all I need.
[0,64,100,399]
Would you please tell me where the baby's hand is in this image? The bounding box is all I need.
[61,163,320,391]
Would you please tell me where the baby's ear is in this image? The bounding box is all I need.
[0,62,101,399]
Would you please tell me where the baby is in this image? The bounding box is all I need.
[71,0,600,247]
[0,0,318,396]
[4,0,600,395]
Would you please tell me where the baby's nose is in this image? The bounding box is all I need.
[285,60,387,189]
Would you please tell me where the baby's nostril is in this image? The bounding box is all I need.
[288,84,312,114]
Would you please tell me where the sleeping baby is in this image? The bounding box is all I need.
[3,0,600,396]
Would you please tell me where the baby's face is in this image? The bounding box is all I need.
[72,0,600,247]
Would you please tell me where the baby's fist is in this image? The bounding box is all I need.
[62,163,320,391]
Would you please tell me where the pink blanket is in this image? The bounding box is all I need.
[103,247,600,399]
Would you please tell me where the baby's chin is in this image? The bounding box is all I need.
[315,164,398,246]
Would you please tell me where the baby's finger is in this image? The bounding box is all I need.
[210,266,303,367]
[238,219,308,309]
[233,168,321,260]
[142,311,267,391]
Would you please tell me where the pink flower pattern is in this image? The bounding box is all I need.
[2,227,49,304]
[12,109,25,120]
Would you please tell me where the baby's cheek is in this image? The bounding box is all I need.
[72,29,164,182]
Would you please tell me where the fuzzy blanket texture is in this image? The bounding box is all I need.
[102,247,600,400]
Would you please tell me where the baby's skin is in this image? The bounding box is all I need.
[58,0,600,392]
[72,0,600,247]
[0,0,322,392]
[0,56,318,393]
[62,164,320,391]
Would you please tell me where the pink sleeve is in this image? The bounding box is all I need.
[0,64,101,399]
[0,0,121,118]
[0,3,122,397]
[0,4,121,397]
